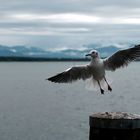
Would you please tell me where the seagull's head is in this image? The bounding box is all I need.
[85,50,100,59]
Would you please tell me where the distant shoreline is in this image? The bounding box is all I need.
[0,56,90,62]
[0,56,139,62]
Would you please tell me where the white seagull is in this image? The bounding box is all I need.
[47,44,140,94]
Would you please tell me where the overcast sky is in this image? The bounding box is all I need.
[0,0,140,49]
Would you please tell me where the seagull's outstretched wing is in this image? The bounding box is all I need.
[47,65,93,83]
[104,44,140,71]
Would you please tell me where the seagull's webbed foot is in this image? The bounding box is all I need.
[108,85,112,92]
[104,77,112,92]
[100,88,104,94]
[98,81,104,94]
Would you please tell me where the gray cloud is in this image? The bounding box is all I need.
[1,0,140,16]
[0,0,140,48]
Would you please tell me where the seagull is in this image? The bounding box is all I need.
[47,44,140,94]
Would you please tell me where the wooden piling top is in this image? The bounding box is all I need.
[90,112,140,129]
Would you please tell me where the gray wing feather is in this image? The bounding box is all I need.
[47,65,92,83]
[104,44,140,71]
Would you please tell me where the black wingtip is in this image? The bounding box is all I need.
[47,77,52,81]
[47,77,56,83]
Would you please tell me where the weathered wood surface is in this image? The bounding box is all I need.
[89,112,140,140]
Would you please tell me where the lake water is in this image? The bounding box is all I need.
[0,62,140,140]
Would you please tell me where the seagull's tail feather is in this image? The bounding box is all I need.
[85,76,113,91]
[85,77,99,91]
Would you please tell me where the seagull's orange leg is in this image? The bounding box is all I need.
[98,81,104,94]
[104,77,112,92]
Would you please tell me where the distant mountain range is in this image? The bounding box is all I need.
[0,43,134,58]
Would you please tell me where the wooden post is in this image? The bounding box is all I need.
[89,112,140,140]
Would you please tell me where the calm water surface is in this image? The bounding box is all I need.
[0,62,140,140]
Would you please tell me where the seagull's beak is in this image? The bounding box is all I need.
[85,53,91,57]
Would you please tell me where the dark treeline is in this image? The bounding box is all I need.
[0,56,90,62]
[0,56,139,62]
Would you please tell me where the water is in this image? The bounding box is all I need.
[0,62,140,140]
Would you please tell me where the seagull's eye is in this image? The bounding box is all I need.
[92,52,95,54]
